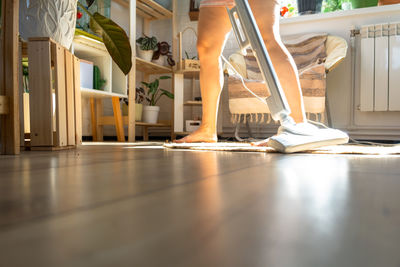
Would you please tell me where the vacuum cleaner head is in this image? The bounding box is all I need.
[268,123,349,153]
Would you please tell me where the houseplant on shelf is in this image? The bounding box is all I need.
[350,0,378,8]
[152,41,175,66]
[136,35,158,62]
[142,76,174,124]
[121,87,146,121]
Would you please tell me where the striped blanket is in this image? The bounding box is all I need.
[228,33,328,124]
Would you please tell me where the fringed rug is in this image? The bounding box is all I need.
[164,142,400,155]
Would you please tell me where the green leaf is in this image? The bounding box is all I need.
[160,89,174,99]
[159,76,171,80]
[89,12,132,75]
[141,81,150,88]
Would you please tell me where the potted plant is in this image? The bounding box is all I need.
[136,35,158,61]
[350,0,378,8]
[152,41,175,66]
[142,76,174,124]
[121,87,146,121]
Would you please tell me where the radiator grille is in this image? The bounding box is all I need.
[360,22,400,111]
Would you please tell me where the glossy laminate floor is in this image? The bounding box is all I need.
[0,143,399,267]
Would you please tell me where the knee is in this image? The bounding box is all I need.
[197,40,221,60]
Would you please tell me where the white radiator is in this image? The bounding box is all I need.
[360,22,400,111]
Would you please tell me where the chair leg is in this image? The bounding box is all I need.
[325,95,333,127]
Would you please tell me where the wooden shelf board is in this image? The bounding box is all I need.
[100,116,171,127]
[81,88,127,98]
[73,35,108,56]
[184,101,202,106]
[136,121,171,127]
[113,0,172,20]
[137,0,172,20]
[136,57,172,74]
[174,70,200,79]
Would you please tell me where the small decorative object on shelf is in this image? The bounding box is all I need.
[186,120,201,132]
[93,65,106,90]
[175,27,200,73]
[142,76,174,124]
[136,35,158,62]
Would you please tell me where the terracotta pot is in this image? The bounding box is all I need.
[378,0,400,5]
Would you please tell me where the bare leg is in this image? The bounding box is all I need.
[175,0,306,144]
[174,7,233,143]
[250,0,306,146]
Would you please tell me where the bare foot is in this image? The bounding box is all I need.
[174,128,218,143]
[251,138,270,147]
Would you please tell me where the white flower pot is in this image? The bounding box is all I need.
[137,48,154,62]
[19,0,77,49]
[143,106,160,124]
[122,103,143,121]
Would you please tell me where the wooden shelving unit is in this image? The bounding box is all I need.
[119,0,175,141]
[81,88,127,98]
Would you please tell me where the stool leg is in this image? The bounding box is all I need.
[95,99,104,141]
[90,97,97,141]
[112,97,125,142]
[143,126,149,141]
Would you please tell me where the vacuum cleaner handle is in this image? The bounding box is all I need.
[228,0,292,124]
[227,7,250,55]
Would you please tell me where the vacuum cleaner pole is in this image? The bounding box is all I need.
[227,0,293,125]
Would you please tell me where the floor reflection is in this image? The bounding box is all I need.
[274,155,350,235]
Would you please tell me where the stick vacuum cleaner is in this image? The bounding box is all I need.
[226,0,349,153]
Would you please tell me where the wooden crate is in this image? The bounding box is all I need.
[176,59,200,72]
[0,0,20,155]
[27,38,82,150]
